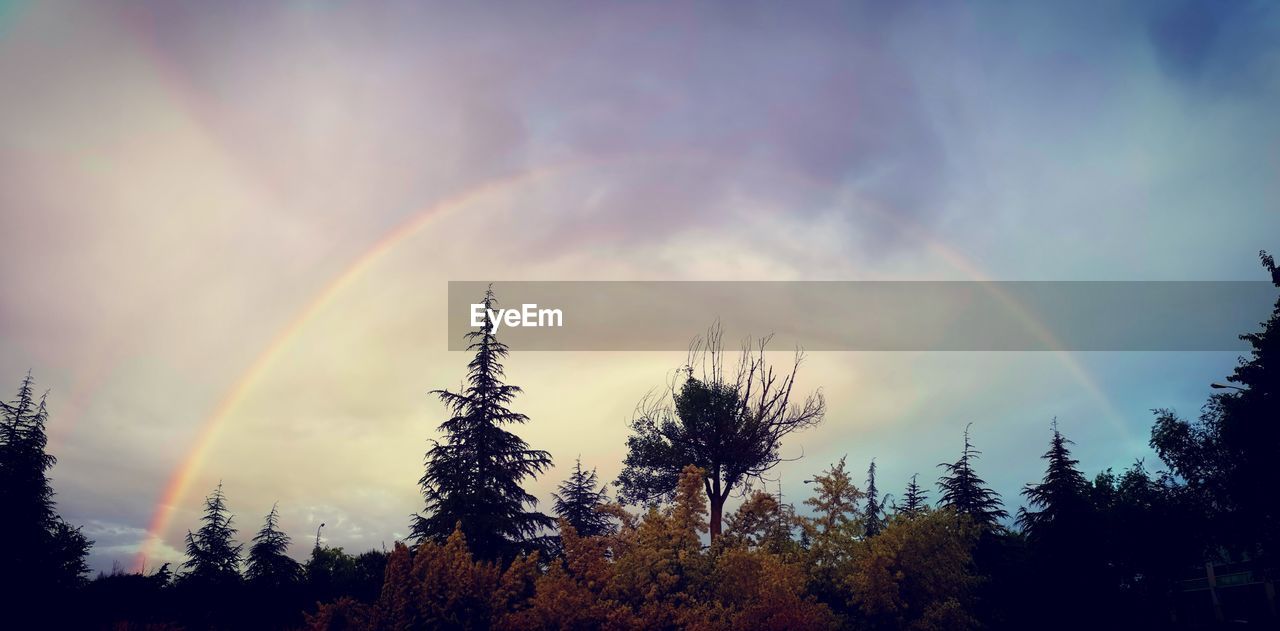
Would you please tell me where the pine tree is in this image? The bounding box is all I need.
[1017,419,1091,539]
[413,287,554,561]
[0,373,91,614]
[181,482,242,585]
[246,503,302,588]
[937,424,1008,529]
[1019,425,1104,626]
[553,457,615,537]
[898,473,929,519]
[863,460,885,537]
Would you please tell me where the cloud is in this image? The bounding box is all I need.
[1,0,1278,573]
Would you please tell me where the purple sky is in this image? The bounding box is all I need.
[0,1,1277,572]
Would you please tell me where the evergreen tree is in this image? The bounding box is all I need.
[1017,419,1091,538]
[1019,424,1105,628]
[246,503,302,588]
[181,482,242,585]
[897,473,929,519]
[413,287,554,561]
[863,459,885,537]
[0,372,91,616]
[937,424,1008,529]
[552,457,615,537]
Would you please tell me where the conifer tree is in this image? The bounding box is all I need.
[937,425,1007,529]
[863,460,885,537]
[1017,420,1091,539]
[1019,424,1104,626]
[898,473,929,518]
[552,457,615,537]
[181,482,242,585]
[413,287,554,561]
[246,503,302,588]
[0,373,91,610]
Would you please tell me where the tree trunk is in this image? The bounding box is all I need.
[710,493,724,541]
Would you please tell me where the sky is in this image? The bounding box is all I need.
[1,0,1278,574]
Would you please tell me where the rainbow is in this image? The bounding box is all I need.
[134,165,569,570]
[0,0,1133,574]
[133,154,1125,570]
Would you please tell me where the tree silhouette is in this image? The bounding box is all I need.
[0,372,91,620]
[1151,250,1280,561]
[897,473,929,518]
[1018,421,1106,629]
[552,457,615,538]
[413,286,554,561]
[246,503,302,589]
[937,425,1007,529]
[617,324,825,539]
[1017,420,1090,537]
[863,460,885,537]
[181,482,242,585]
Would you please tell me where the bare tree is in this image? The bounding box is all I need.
[617,323,825,539]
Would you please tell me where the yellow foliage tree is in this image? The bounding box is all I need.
[844,509,981,631]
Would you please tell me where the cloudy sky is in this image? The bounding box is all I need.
[1,0,1278,573]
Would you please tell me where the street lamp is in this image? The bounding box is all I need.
[1211,383,1245,392]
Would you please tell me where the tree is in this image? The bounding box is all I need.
[1016,421,1102,627]
[617,324,825,539]
[846,509,981,631]
[552,457,615,538]
[936,424,1007,529]
[897,473,929,519]
[0,372,91,618]
[246,503,302,589]
[724,489,800,556]
[863,459,885,538]
[1017,420,1090,539]
[1090,462,1201,625]
[1151,251,1280,560]
[798,456,864,611]
[413,286,554,561]
[181,482,242,585]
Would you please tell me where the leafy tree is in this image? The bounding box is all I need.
[1090,462,1202,625]
[897,473,929,519]
[798,457,863,612]
[413,287,554,561]
[607,465,714,626]
[0,372,91,618]
[724,489,800,556]
[1151,251,1280,560]
[246,503,302,589]
[304,543,387,606]
[799,457,863,547]
[846,509,981,631]
[617,324,825,539]
[936,424,1007,529]
[552,457,615,538]
[181,482,242,585]
[863,459,885,537]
